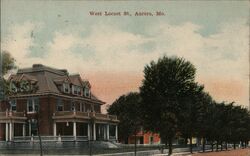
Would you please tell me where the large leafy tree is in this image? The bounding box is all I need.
[107,92,142,144]
[140,56,196,155]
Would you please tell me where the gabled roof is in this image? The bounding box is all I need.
[82,80,91,88]
[69,74,83,86]
[9,74,37,83]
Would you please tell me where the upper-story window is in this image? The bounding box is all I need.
[72,85,81,95]
[56,99,63,111]
[80,103,85,112]
[27,98,39,113]
[71,103,75,111]
[63,83,70,93]
[84,87,90,97]
[10,82,18,93]
[77,86,81,95]
[10,100,17,112]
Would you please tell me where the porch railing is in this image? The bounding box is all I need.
[53,111,118,121]
[0,111,26,118]
[13,136,89,142]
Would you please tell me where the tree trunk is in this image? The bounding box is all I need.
[189,136,193,153]
[202,137,205,152]
[184,137,188,147]
[211,142,214,152]
[216,141,219,151]
[168,138,173,155]
[233,142,236,149]
[220,141,223,151]
[134,133,137,156]
[225,142,228,150]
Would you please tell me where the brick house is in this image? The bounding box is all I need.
[0,64,119,142]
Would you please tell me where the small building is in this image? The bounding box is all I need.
[128,131,161,145]
[0,64,119,142]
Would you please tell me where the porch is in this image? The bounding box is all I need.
[0,111,27,141]
[52,111,118,141]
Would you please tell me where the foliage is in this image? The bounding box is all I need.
[139,56,196,155]
[1,51,16,76]
[0,51,16,101]
[107,92,142,143]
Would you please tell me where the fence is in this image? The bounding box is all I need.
[0,141,164,155]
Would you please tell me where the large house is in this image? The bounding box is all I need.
[0,64,119,142]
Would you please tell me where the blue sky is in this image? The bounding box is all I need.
[1,0,249,109]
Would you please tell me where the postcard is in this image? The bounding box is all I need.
[0,0,249,156]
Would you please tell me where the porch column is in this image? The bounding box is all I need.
[73,122,76,141]
[5,123,8,141]
[12,123,14,139]
[93,122,96,140]
[115,125,118,141]
[107,124,109,140]
[22,123,26,137]
[87,123,90,140]
[53,122,57,136]
[9,122,12,141]
[104,125,106,140]
[29,122,31,136]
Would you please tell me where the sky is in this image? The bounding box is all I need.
[1,0,249,111]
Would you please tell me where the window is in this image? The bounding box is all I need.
[10,82,17,93]
[77,86,81,95]
[71,103,75,111]
[72,85,81,95]
[84,87,90,97]
[10,100,17,111]
[150,136,154,144]
[56,99,63,111]
[63,83,70,93]
[80,103,85,112]
[27,98,39,113]
[31,119,38,136]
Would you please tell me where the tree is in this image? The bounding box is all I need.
[0,51,16,76]
[107,92,142,144]
[195,92,213,152]
[140,56,196,155]
[0,51,16,101]
[178,82,204,153]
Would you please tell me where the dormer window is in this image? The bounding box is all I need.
[84,87,90,97]
[72,85,81,95]
[63,83,70,93]
[77,86,81,95]
[10,81,18,93]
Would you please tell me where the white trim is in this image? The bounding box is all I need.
[5,123,8,141]
[53,122,57,136]
[73,122,76,141]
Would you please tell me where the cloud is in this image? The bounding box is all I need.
[1,19,249,109]
[2,21,44,68]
